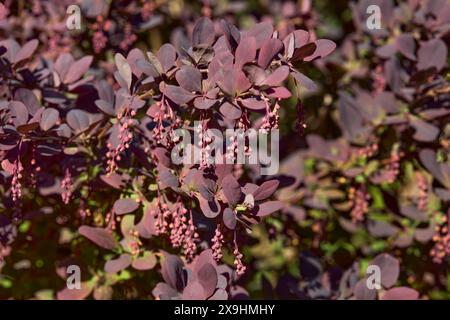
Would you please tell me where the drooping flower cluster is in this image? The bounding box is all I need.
[168,200,198,260]
[349,186,370,223]
[11,160,23,202]
[233,240,246,275]
[106,108,136,174]
[212,224,224,262]
[430,211,450,264]
[60,169,73,205]
[416,172,428,211]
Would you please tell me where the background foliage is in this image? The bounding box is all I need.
[0,0,449,300]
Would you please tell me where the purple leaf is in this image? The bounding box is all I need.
[410,118,439,142]
[239,97,265,110]
[221,174,242,206]
[57,282,93,300]
[152,282,180,300]
[78,226,118,250]
[292,30,310,48]
[235,70,252,94]
[66,109,90,133]
[137,58,160,77]
[113,198,140,215]
[14,88,40,116]
[208,51,233,82]
[126,48,146,78]
[199,197,221,218]
[376,43,397,58]
[54,53,74,80]
[105,254,132,273]
[292,42,316,61]
[176,65,202,93]
[95,100,115,116]
[100,173,126,190]
[64,56,93,84]
[241,22,273,48]
[158,165,179,189]
[256,201,284,216]
[420,149,450,188]
[209,289,228,300]
[40,108,59,131]
[0,3,7,20]
[223,207,236,230]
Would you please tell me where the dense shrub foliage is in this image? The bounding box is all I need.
[0,0,449,300]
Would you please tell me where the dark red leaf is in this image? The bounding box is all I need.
[132,252,157,270]
[40,108,59,131]
[219,102,242,119]
[196,262,218,298]
[223,207,236,230]
[417,39,447,71]
[371,253,399,288]
[353,279,377,300]
[157,44,177,73]
[292,71,318,91]
[182,281,207,300]
[163,85,196,105]
[194,97,217,110]
[64,56,93,84]
[241,22,273,49]
[114,53,132,90]
[235,37,256,69]
[253,180,279,201]
[261,66,289,87]
[396,34,416,60]
[161,251,186,291]
[14,39,38,64]
[304,39,336,61]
